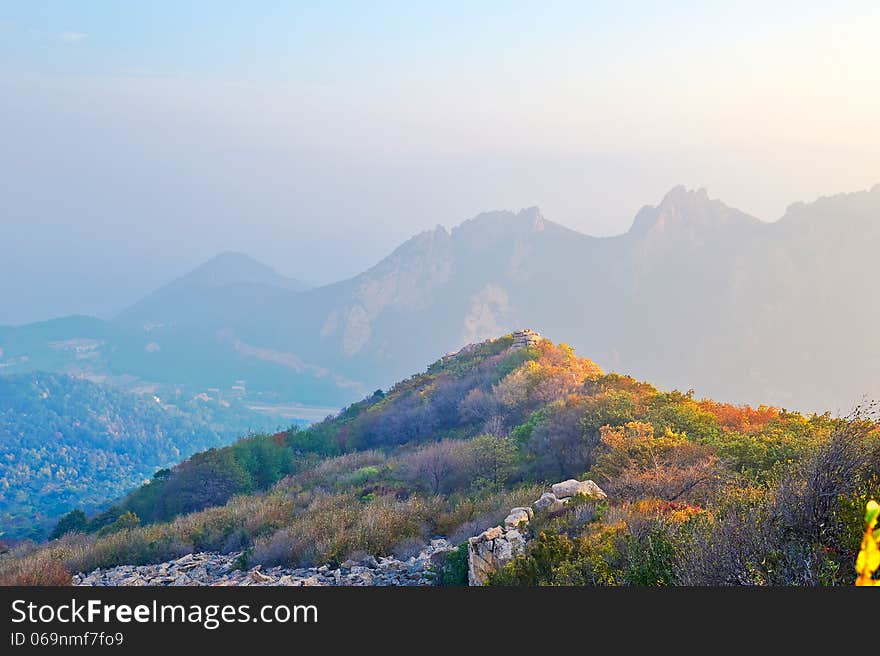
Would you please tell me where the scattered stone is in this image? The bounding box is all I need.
[504,508,531,528]
[74,539,454,588]
[250,570,272,583]
[75,479,608,588]
[511,506,534,520]
[533,492,559,512]
[479,526,503,541]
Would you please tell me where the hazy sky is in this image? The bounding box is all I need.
[2,1,879,324]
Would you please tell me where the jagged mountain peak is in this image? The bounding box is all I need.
[379,223,452,263]
[379,207,558,268]
[779,183,880,225]
[448,206,581,246]
[628,186,759,237]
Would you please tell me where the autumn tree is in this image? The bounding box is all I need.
[590,422,720,503]
[494,342,603,415]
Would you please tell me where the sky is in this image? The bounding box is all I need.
[1,1,879,324]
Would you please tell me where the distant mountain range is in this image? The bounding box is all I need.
[1,184,878,413]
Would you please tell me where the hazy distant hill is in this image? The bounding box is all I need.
[1,185,878,412]
[117,251,311,327]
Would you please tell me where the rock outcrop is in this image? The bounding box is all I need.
[467,478,607,585]
[442,329,542,364]
[511,329,543,349]
[467,526,527,586]
[74,539,453,587]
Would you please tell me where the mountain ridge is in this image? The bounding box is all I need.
[1,184,878,412]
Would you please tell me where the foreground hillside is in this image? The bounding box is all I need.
[0,373,279,540]
[1,332,877,585]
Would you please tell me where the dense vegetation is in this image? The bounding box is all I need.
[1,334,877,585]
[0,373,279,539]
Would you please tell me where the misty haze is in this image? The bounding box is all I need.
[1,2,878,595]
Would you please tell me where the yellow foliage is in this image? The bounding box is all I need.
[495,341,603,406]
[855,500,880,586]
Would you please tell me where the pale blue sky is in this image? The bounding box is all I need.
[2,1,879,323]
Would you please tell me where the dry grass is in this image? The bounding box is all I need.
[0,548,72,586]
[0,493,297,580]
[438,483,546,544]
[252,493,440,567]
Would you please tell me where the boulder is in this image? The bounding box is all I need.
[511,506,534,520]
[533,492,556,511]
[504,508,531,528]
[551,479,607,500]
[533,492,565,513]
[493,536,516,562]
[476,526,503,542]
[174,553,194,566]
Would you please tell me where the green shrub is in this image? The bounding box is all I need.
[96,511,140,537]
[431,543,469,586]
[623,526,678,585]
[233,547,253,571]
[50,509,88,540]
[488,531,577,586]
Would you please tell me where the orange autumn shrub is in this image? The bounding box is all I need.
[698,400,779,434]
